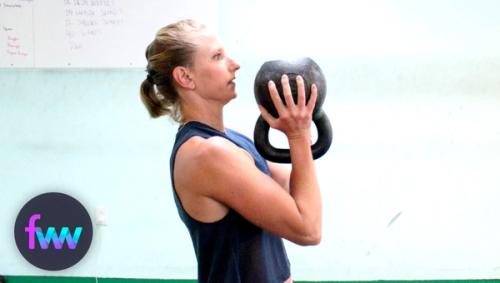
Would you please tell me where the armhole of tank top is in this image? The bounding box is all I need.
[226,129,271,175]
[171,135,234,225]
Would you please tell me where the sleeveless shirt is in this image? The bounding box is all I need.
[169,121,291,283]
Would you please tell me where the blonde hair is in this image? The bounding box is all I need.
[140,19,206,121]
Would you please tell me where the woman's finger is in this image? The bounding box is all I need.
[296,75,306,107]
[268,80,286,115]
[306,84,318,113]
[258,105,277,128]
[281,74,295,108]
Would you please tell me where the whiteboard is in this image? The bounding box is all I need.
[0,0,35,67]
[0,0,218,68]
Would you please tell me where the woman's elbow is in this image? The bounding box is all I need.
[303,233,322,246]
[293,229,322,246]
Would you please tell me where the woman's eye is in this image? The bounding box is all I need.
[214,53,223,60]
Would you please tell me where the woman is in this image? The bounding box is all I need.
[140,19,322,283]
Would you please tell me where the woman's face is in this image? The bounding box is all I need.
[189,31,240,103]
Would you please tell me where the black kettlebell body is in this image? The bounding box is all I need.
[253,57,333,163]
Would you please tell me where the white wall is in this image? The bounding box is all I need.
[1,0,500,281]
[220,2,500,278]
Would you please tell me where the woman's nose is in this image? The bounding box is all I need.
[228,56,240,71]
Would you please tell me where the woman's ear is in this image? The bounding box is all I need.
[172,66,195,90]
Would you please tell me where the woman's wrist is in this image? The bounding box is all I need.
[286,131,312,146]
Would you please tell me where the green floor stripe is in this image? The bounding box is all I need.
[3,276,95,283]
[2,276,500,283]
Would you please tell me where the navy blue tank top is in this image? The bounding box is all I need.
[169,121,291,283]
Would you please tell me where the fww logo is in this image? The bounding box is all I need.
[25,214,83,250]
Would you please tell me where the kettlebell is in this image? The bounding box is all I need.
[253,57,332,163]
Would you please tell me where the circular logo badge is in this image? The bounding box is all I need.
[14,192,93,271]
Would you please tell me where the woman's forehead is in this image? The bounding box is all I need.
[193,32,223,54]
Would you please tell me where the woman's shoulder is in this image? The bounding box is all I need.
[174,134,256,199]
[177,134,251,169]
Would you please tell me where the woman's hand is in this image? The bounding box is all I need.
[259,74,318,141]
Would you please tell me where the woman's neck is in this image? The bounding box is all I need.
[180,97,225,132]
[183,115,225,133]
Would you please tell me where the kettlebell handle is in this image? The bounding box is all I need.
[254,110,333,163]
